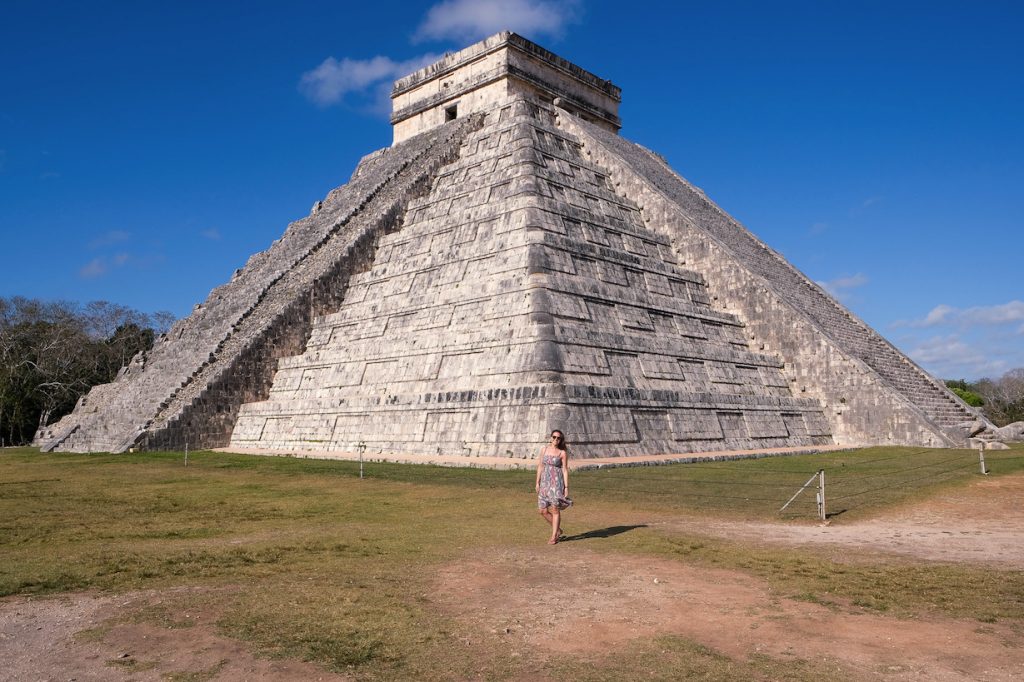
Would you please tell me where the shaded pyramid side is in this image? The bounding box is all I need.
[556,112,980,447]
[230,99,832,459]
[36,117,482,453]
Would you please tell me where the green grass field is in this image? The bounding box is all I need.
[2,445,1023,680]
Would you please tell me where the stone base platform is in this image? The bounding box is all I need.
[214,444,849,471]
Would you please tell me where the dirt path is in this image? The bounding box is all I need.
[0,587,348,682]
[432,473,1024,680]
[680,472,1024,568]
[433,547,1023,681]
[2,474,1022,680]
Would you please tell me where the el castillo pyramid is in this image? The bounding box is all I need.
[36,32,983,459]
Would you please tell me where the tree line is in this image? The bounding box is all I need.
[0,297,174,446]
[946,369,1024,426]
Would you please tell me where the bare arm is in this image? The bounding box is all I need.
[535,447,544,491]
[561,449,569,496]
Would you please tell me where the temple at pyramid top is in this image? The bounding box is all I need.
[391,31,621,143]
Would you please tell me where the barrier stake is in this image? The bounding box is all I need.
[818,469,826,521]
[781,471,820,513]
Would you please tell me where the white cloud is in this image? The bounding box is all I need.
[299,53,442,107]
[817,272,868,300]
[299,0,580,111]
[89,230,131,249]
[78,252,133,279]
[919,304,954,326]
[413,0,580,43]
[808,222,828,236]
[200,228,222,241]
[959,300,1024,326]
[899,300,1024,329]
[906,333,1010,380]
[861,196,882,208]
[79,258,107,279]
[909,334,977,365]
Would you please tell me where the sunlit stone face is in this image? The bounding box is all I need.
[390,31,621,144]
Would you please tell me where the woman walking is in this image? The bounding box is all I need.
[536,430,572,544]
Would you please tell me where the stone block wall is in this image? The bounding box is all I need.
[392,32,620,143]
[557,112,977,447]
[230,98,832,459]
[36,116,482,453]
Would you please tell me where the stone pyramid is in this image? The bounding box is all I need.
[37,32,980,459]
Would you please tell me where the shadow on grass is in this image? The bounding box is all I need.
[562,524,647,542]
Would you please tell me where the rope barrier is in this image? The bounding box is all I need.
[825,453,977,482]
[853,452,975,476]
[816,449,935,471]
[830,461,978,501]
[0,478,62,486]
[580,487,788,503]
[257,446,1021,519]
[583,473,805,488]
[612,447,944,478]
[683,465,819,476]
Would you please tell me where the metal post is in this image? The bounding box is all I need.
[184,440,189,467]
[978,444,987,475]
[357,440,365,479]
[818,469,826,521]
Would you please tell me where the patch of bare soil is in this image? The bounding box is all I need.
[4,474,1021,680]
[689,472,1024,568]
[433,547,1024,681]
[0,587,348,682]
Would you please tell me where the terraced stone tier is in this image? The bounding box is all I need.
[230,100,832,458]
[36,116,482,453]
[558,113,978,446]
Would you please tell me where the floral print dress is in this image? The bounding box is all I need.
[537,449,572,510]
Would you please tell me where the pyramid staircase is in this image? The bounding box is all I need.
[230,99,833,458]
[36,116,482,452]
[561,115,979,443]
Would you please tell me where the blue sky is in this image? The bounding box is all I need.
[1,1,1021,380]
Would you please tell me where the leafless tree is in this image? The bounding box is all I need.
[974,368,1024,426]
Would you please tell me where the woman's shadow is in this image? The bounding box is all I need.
[561,524,646,542]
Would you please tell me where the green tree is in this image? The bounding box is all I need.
[949,386,984,407]
[0,297,173,446]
